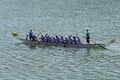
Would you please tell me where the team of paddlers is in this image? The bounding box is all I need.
[27,29,90,44]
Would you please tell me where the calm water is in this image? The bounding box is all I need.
[0,0,120,80]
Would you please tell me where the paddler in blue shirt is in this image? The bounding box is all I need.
[73,36,77,44]
[45,34,49,42]
[56,35,60,43]
[40,35,45,42]
[60,34,64,43]
[68,35,73,44]
[52,36,56,43]
[77,36,82,44]
[86,29,90,43]
[65,36,69,44]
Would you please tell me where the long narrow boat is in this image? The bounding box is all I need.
[18,38,106,48]
[12,32,116,49]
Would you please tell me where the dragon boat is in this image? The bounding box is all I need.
[18,38,106,49]
[12,32,115,49]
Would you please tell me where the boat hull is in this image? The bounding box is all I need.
[19,38,106,48]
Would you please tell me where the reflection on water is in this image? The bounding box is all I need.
[29,44,37,50]
[86,48,91,56]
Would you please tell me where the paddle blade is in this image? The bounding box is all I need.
[109,38,116,44]
[12,32,19,37]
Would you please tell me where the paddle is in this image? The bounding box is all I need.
[12,32,24,41]
[107,38,116,45]
[12,32,19,37]
[12,31,26,40]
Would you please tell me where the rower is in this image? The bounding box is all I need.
[65,36,69,44]
[40,35,45,42]
[73,36,77,44]
[56,35,60,43]
[48,35,52,42]
[52,36,56,43]
[45,34,49,42]
[68,36,73,44]
[47,34,52,42]
[60,35,64,43]
[76,36,82,44]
